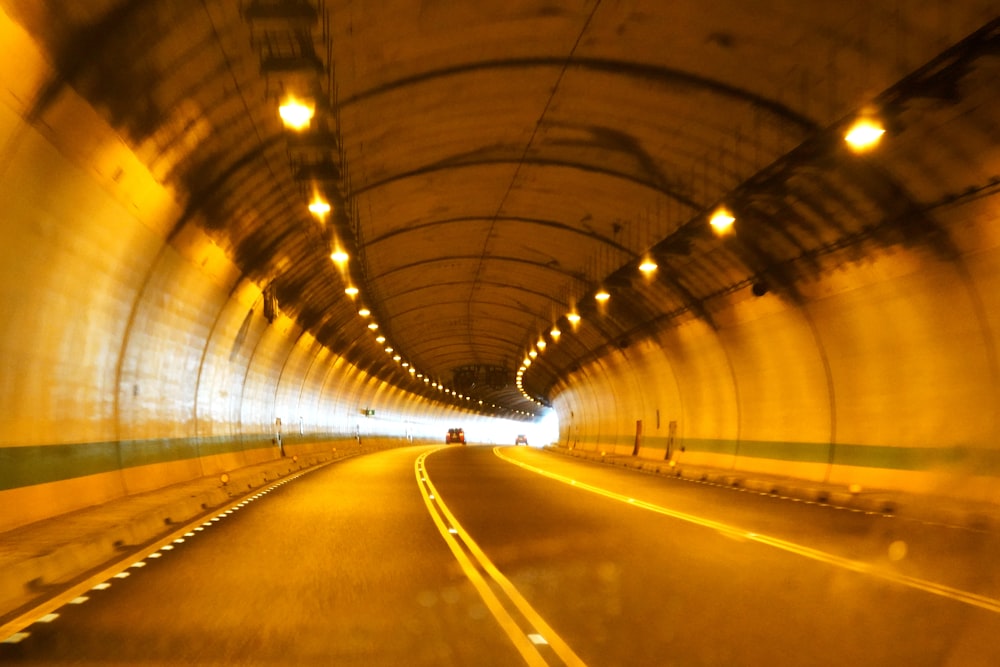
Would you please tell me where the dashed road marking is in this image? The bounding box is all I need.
[416,449,587,667]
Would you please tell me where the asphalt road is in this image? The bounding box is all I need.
[4,444,1000,666]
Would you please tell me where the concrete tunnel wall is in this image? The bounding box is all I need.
[2,7,1000,536]
[0,10,492,533]
[551,200,1000,503]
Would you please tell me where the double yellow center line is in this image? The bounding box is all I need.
[415,449,587,667]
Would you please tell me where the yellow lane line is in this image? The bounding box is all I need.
[415,450,587,667]
[494,447,1000,615]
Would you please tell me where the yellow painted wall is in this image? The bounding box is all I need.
[551,212,1000,502]
[0,9,483,532]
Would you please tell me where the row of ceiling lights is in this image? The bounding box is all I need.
[515,113,887,404]
[281,96,533,417]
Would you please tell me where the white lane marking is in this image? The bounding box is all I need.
[36,613,59,624]
[416,451,570,667]
[69,596,89,605]
[528,634,548,645]
[113,572,130,580]
[148,552,162,559]
[494,447,1000,615]
[2,632,30,644]
[420,450,589,667]
[130,561,146,568]
[0,463,332,644]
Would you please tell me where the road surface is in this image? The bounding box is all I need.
[3,444,999,665]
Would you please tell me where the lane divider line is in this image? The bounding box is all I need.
[1,463,324,644]
[494,446,1000,615]
[415,450,587,667]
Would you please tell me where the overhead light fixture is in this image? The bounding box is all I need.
[278,97,314,130]
[358,308,371,317]
[639,259,658,273]
[393,355,401,362]
[709,207,736,236]
[537,339,547,350]
[330,250,349,264]
[595,290,610,302]
[550,327,561,340]
[345,286,359,296]
[375,335,386,343]
[401,362,409,368]
[308,199,331,217]
[384,347,393,353]
[367,322,379,330]
[567,313,581,324]
[844,117,885,152]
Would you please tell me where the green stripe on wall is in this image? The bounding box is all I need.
[0,435,299,492]
[568,433,1000,475]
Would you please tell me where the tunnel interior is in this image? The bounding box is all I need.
[0,2,999,532]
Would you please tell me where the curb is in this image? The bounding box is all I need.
[545,446,1000,532]
[0,453,330,621]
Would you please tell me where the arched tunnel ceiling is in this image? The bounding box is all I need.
[9,1,999,417]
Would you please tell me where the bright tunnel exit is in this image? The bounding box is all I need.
[460,409,559,447]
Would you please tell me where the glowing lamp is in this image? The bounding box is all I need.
[709,208,736,236]
[308,200,331,216]
[278,98,314,130]
[845,118,885,151]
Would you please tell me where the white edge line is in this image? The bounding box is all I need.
[493,446,1000,615]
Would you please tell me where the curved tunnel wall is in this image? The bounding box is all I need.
[551,201,1000,502]
[0,15,487,533]
[3,7,1000,535]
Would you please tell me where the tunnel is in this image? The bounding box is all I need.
[2,2,1000,664]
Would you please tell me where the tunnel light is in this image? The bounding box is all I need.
[278,97,314,130]
[358,308,371,317]
[537,339,547,350]
[529,350,538,359]
[566,313,581,325]
[384,347,393,353]
[345,286,360,297]
[308,199,331,217]
[639,259,658,273]
[401,362,409,368]
[845,117,885,151]
[550,327,561,340]
[330,250,349,264]
[424,378,430,383]
[409,368,416,374]
[375,335,386,344]
[393,355,402,361]
[709,208,736,236]
[595,290,610,303]
[367,323,379,331]
[523,358,532,367]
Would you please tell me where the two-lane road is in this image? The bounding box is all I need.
[4,444,1000,665]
